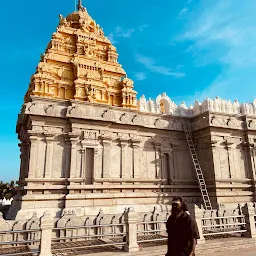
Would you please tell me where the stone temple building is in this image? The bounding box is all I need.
[8,1,256,220]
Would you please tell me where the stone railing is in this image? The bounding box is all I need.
[201,204,247,237]
[138,93,256,117]
[51,208,129,253]
[1,204,256,255]
[0,211,41,256]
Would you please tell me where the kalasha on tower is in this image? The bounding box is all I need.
[8,1,256,220]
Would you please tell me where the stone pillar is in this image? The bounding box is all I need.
[21,141,30,180]
[166,152,172,183]
[192,205,205,244]
[242,202,256,238]
[160,152,166,181]
[124,207,139,252]
[225,139,234,179]
[169,148,174,181]
[120,139,128,178]
[241,142,256,200]
[102,138,111,178]
[240,143,250,179]
[25,142,30,177]
[161,151,171,184]
[170,143,178,180]
[69,135,79,179]
[210,140,221,179]
[93,147,102,181]
[250,144,256,200]
[34,83,39,94]
[39,211,54,256]
[64,136,71,178]
[44,134,55,178]
[57,83,61,99]
[154,143,162,179]
[131,140,141,179]
[28,135,39,178]
[78,147,85,178]
[19,142,27,181]
[249,144,256,179]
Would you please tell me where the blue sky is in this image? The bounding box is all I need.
[1,0,256,181]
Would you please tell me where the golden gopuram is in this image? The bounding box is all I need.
[25,2,137,109]
[8,1,256,220]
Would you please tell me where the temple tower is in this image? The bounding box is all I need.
[25,3,137,109]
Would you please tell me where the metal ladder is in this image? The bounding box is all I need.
[183,123,212,210]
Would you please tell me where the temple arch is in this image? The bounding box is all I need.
[156,93,175,115]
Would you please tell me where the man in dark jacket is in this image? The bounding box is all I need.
[166,196,200,256]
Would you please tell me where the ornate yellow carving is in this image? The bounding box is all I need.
[160,100,166,114]
[25,4,137,109]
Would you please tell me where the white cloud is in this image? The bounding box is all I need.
[107,27,135,44]
[115,27,135,38]
[135,72,147,81]
[136,54,185,78]
[120,29,135,38]
[107,32,117,44]
[108,25,147,44]
[139,24,149,32]
[180,0,256,102]
[179,8,188,18]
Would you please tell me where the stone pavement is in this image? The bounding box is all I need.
[214,248,256,256]
[77,238,256,256]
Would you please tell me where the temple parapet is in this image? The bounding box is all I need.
[139,94,256,117]
[138,93,191,117]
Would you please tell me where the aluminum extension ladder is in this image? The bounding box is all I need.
[182,123,212,210]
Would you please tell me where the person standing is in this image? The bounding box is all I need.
[165,196,200,256]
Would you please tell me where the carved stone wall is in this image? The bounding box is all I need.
[191,113,256,206]
[11,96,256,219]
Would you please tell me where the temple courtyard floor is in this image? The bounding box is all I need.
[70,237,256,256]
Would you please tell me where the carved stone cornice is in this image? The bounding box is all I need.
[28,130,45,138]
[130,138,141,145]
[153,140,162,149]
[209,114,244,130]
[20,98,188,133]
[44,132,57,138]
[100,135,112,143]
[119,140,129,148]
[68,133,80,140]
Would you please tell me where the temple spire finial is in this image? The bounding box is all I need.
[77,0,83,11]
